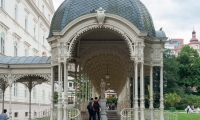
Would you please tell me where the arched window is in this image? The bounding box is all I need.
[25,49,28,56]
[14,4,18,21]
[14,41,18,56]
[25,15,28,31]
[1,0,5,10]
[33,87,36,99]
[0,32,5,54]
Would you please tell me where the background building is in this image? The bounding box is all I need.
[165,38,184,56]
[188,29,200,54]
[0,0,54,119]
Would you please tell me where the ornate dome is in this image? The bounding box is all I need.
[49,0,156,37]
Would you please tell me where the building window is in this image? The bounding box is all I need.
[0,32,5,54]
[33,87,36,99]
[42,5,44,13]
[42,90,45,100]
[25,112,28,117]
[33,25,36,39]
[14,112,18,117]
[25,15,28,31]
[69,83,73,87]
[14,4,18,21]
[43,33,45,45]
[1,0,5,10]
[48,14,50,21]
[0,89,2,99]
[24,85,28,98]
[13,83,18,97]
[48,91,50,100]
[25,49,28,56]
[14,41,18,56]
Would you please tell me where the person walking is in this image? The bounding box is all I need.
[0,109,8,120]
[87,98,94,120]
[92,97,100,120]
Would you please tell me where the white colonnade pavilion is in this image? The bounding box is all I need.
[0,0,168,120]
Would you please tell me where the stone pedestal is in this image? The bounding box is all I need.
[100,99,107,120]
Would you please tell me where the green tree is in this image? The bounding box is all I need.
[164,92,181,107]
[163,49,180,94]
[177,45,200,93]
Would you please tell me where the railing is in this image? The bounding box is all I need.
[34,109,51,120]
[68,108,81,120]
[34,108,81,120]
[120,108,178,120]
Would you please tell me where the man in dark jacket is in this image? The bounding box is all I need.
[92,97,100,120]
[87,98,94,120]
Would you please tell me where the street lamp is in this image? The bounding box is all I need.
[105,65,109,79]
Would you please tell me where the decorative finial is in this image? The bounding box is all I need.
[96,7,106,27]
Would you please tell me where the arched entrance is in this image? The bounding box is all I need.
[48,6,167,119]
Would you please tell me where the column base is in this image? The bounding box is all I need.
[100,99,107,120]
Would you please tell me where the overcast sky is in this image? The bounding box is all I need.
[52,0,200,44]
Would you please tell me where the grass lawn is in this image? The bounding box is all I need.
[178,113,200,120]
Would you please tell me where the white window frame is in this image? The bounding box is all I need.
[25,48,28,56]
[14,4,18,21]
[25,15,28,31]
[42,90,45,100]
[24,85,28,98]
[42,5,44,13]
[14,41,18,56]
[33,87,36,99]
[1,0,5,10]
[33,25,36,39]
[13,83,18,97]
[0,32,5,54]
[43,33,45,45]
[48,91,50,100]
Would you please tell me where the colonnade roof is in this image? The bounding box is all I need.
[49,0,156,37]
[0,56,51,64]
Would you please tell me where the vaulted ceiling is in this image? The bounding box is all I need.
[74,29,131,93]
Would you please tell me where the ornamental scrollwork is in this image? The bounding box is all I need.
[51,48,58,61]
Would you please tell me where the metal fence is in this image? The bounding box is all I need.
[120,108,178,120]
[33,108,81,120]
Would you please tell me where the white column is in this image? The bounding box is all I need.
[149,65,154,120]
[85,80,88,101]
[9,84,12,120]
[160,66,164,120]
[63,62,68,120]
[74,63,77,106]
[140,62,145,120]
[50,66,55,120]
[92,86,95,98]
[58,63,63,120]
[134,62,138,120]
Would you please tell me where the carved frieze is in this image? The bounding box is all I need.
[152,48,162,60]
[51,48,58,61]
